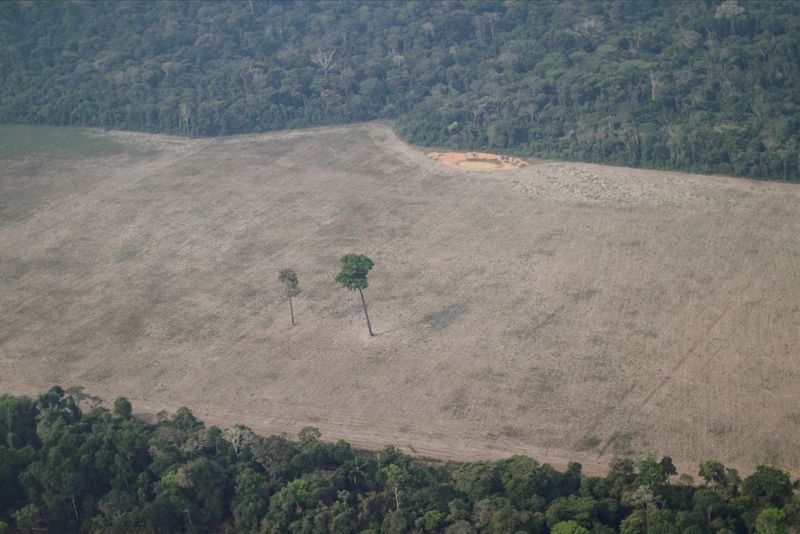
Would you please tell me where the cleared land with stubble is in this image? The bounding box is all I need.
[1,123,799,476]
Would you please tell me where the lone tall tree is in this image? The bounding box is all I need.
[278,268,301,326]
[335,254,375,336]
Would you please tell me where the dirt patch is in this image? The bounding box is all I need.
[429,151,528,170]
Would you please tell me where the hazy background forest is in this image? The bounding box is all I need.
[1,0,799,180]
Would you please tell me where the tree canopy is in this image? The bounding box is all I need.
[1,1,799,180]
[2,387,800,533]
[335,254,374,291]
[278,268,301,299]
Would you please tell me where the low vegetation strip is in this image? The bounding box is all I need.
[1,386,797,533]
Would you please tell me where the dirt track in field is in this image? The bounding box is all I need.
[1,123,799,477]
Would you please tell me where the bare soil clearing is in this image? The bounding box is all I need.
[429,150,528,170]
[1,123,799,477]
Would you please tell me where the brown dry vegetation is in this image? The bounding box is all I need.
[1,123,799,477]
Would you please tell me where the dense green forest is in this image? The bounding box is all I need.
[1,1,799,180]
[1,387,799,533]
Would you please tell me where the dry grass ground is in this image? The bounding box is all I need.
[1,123,799,476]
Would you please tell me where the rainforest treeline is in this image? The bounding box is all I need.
[0,387,798,533]
[1,1,799,180]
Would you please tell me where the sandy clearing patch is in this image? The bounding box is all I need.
[429,151,528,170]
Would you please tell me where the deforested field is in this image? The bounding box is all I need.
[1,123,799,476]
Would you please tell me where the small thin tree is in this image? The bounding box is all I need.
[278,268,301,326]
[335,254,375,336]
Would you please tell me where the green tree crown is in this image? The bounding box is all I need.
[335,254,374,291]
[278,268,301,298]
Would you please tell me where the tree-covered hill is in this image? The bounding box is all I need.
[2,387,799,533]
[1,1,799,180]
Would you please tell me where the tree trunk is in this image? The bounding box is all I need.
[289,296,295,326]
[72,497,79,522]
[185,508,195,534]
[358,288,374,336]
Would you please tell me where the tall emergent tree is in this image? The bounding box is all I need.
[278,268,301,326]
[335,254,375,336]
